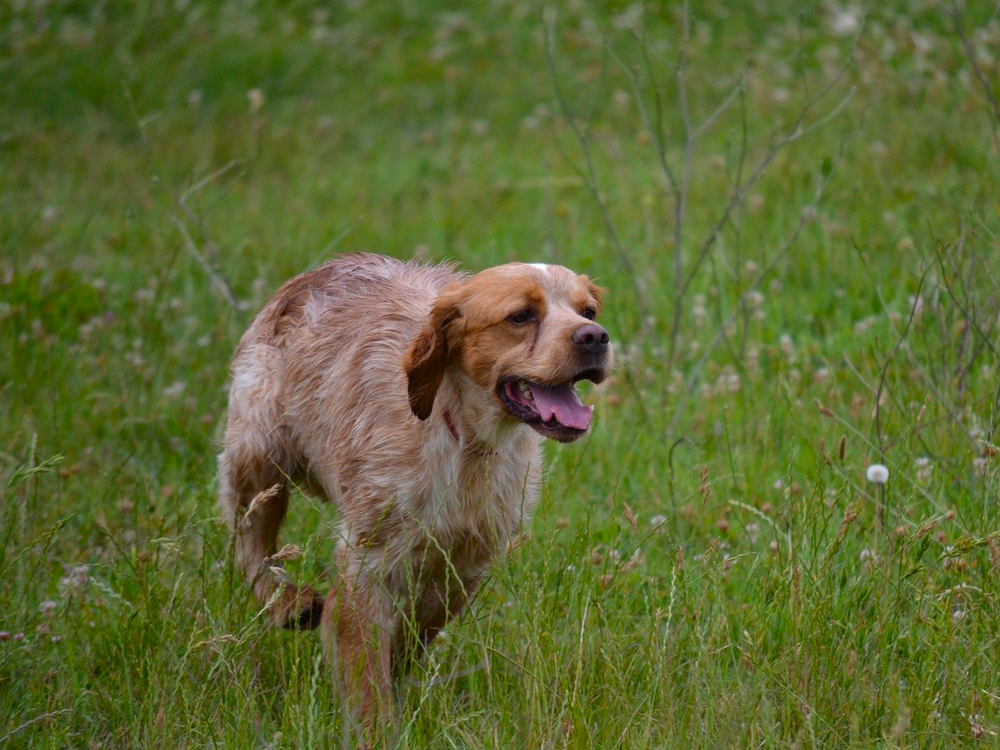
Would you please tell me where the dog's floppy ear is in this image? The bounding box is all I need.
[404,288,463,421]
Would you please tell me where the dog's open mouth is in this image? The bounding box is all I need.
[498,372,603,442]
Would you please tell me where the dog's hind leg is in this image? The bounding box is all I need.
[219,436,324,630]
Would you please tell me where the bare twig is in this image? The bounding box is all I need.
[947,0,1000,157]
[1,709,73,743]
[543,7,643,305]
[930,233,1000,439]
[629,15,858,372]
[669,117,856,432]
[545,3,859,438]
[870,264,932,461]
[171,215,241,313]
[675,76,857,310]
[173,160,247,315]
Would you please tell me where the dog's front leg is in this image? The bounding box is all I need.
[322,561,397,745]
[408,569,483,658]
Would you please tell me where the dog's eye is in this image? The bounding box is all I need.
[507,309,535,325]
[582,307,597,321]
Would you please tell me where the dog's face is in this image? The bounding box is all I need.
[405,263,612,443]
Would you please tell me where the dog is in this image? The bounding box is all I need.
[218,253,611,738]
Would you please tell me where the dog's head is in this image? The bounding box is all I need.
[404,263,612,443]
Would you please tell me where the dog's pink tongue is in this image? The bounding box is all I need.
[528,383,593,430]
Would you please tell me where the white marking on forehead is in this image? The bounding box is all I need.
[527,263,551,275]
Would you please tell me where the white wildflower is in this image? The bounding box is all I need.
[162,381,186,399]
[780,333,795,359]
[915,457,931,483]
[830,7,860,37]
[247,88,265,113]
[58,565,90,599]
[692,295,707,327]
[866,464,889,484]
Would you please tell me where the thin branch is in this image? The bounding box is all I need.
[1,709,73,743]
[172,160,247,315]
[872,264,931,459]
[608,39,679,194]
[172,215,241,313]
[677,78,857,306]
[692,76,745,141]
[933,234,1000,361]
[947,0,1000,157]
[670,144,840,433]
[543,6,642,304]
[664,30,858,371]
[179,159,246,209]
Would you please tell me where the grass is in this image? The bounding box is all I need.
[2,0,1000,746]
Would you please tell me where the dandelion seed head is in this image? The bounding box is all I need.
[866,463,889,484]
[859,548,879,567]
[247,88,265,113]
[162,381,186,399]
[830,7,861,37]
[779,333,795,358]
[58,565,90,598]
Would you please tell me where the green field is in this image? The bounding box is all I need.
[3,1,1000,746]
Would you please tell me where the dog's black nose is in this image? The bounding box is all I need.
[572,323,609,354]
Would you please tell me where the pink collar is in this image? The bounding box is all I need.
[442,409,496,457]
[442,409,460,443]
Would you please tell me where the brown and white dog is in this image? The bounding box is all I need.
[218,253,611,736]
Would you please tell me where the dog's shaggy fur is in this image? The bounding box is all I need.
[219,254,611,735]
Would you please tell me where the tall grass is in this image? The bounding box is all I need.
[2,1,999,746]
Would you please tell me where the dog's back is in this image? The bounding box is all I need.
[229,253,459,476]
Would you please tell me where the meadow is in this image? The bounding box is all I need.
[2,1,1000,746]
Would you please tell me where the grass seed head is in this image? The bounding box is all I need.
[242,484,282,526]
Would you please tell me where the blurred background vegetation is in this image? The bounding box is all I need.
[2,1,1000,746]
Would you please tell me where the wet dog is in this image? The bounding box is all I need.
[219,254,611,737]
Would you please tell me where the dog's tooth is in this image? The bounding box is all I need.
[519,381,533,401]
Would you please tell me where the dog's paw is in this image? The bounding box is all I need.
[276,585,325,630]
